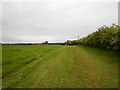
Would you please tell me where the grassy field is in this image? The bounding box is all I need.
[0,45,2,89]
[0,45,2,78]
[2,45,118,88]
[2,45,62,77]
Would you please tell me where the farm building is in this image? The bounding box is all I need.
[42,41,48,45]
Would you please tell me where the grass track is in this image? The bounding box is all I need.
[2,45,118,88]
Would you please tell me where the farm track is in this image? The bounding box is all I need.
[2,46,118,88]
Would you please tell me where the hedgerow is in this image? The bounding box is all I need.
[73,24,120,51]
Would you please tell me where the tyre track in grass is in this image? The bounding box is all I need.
[29,46,97,88]
[79,46,118,69]
[2,46,65,88]
[76,46,118,88]
[2,45,118,88]
[15,46,68,88]
[5,46,93,88]
[65,46,100,88]
[31,46,91,88]
[46,46,89,88]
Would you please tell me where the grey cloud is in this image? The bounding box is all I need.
[2,1,118,43]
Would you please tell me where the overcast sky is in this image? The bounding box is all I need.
[1,0,119,43]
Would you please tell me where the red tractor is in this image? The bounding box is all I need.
[66,40,74,46]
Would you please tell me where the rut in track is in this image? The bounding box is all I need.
[3,46,118,88]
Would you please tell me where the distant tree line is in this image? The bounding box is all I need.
[2,43,66,45]
[73,24,120,52]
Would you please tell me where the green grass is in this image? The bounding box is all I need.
[2,45,62,77]
[2,45,118,88]
[78,45,119,63]
[0,45,2,89]
[76,46,118,88]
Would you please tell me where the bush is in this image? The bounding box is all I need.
[73,24,120,51]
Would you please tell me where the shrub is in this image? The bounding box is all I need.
[73,24,120,51]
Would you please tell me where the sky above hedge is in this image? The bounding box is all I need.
[1,0,118,43]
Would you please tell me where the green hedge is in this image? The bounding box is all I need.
[73,24,120,51]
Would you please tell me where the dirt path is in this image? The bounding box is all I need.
[2,46,118,88]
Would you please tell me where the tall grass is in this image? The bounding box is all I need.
[78,45,119,63]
